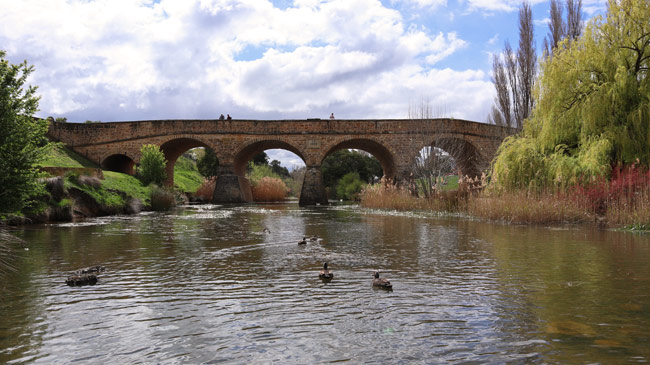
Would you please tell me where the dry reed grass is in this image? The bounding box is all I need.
[360,179,467,212]
[252,177,288,202]
[467,190,592,224]
[195,177,216,201]
[360,182,422,211]
[360,168,650,228]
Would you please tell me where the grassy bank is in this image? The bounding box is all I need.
[3,145,212,223]
[174,155,204,193]
[40,144,99,168]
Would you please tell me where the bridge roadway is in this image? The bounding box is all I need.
[47,118,512,205]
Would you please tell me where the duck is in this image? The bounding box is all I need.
[65,273,98,286]
[309,235,319,242]
[298,236,307,245]
[263,228,271,234]
[372,271,392,289]
[319,262,334,280]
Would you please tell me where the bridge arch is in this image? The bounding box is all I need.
[320,138,396,178]
[414,136,484,178]
[101,153,135,175]
[159,137,214,187]
[233,139,306,177]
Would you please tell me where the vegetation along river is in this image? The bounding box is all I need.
[2,203,650,363]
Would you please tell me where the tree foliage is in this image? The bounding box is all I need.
[197,147,219,178]
[335,172,366,201]
[322,149,382,198]
[491,0,650,191]
[0,50,51,214]
[252,151,269,166]
[270,159,290,178]
[138,144,167,186]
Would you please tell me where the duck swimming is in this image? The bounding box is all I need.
[65,273,98,286]
[372,271,392,289]
[319,262,334,280]
[298,236,307,245]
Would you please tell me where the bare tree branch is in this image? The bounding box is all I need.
[409,100,465,198]
[491,53,512,127]
[566,0,583,41]
[517,1,536,128]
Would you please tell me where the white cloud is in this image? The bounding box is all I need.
[534,17,550,26]
[402,0,448,10]
[0,0,492,128]
[461,0,546,13]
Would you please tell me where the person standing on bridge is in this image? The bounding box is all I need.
[329,113,335,120]
[219,114,225,120]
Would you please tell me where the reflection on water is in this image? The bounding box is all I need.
[1,203,650,363]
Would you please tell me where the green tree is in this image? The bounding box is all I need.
[492,0,650,190]
[0,50,51,214]
[252,151,269,165]
[322,150,382,197]
[138,144,167,185]
[335,172,366,201]
[197,148,219,178]
[270,159,290,178]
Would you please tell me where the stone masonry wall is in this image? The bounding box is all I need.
[47,119,513,181]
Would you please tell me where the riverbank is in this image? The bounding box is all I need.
[360,174,650,230]
[1,145,206,225]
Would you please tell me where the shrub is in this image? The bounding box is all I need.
[139,144,167,186]
[150,186,175,211]
[335,172,366,201]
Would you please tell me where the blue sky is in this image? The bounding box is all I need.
[0,0,607,169]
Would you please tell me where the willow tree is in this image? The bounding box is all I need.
[491,0,650,190]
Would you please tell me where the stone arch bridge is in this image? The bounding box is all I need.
[47,119,512,205]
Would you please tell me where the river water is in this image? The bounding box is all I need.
[1,203,650,363]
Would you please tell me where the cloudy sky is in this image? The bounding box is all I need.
[1,0,606,168]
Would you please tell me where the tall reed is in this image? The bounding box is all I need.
[252,177,288,202]
[467,190,592,224]
[359,167,650,228]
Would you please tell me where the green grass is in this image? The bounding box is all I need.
[40,144,99,168]
[65,176,125,208]
[173,155,204,193]
[442,175,459,191]
[102,171,152,204]
[42,145,202,198]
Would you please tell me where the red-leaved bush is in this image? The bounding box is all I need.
[570,165,650,216]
